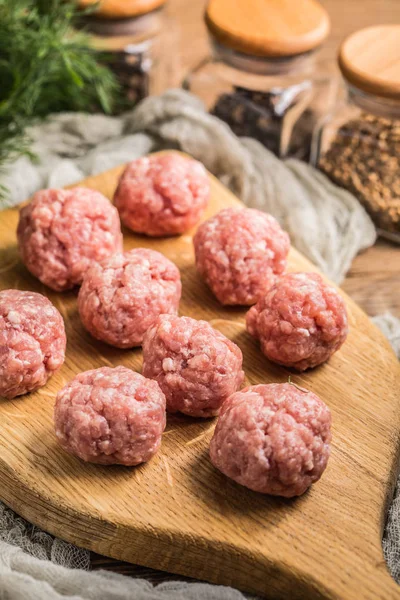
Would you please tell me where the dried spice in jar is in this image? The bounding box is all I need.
[77,0,174,111]
[212,85,317,160]
[101,41,152,106]
[319,114,400,236]
[184,0,336,160]
[313,25,400,240]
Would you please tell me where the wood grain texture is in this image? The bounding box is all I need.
[342,240,400,319]
[205,0,330,58]
[1,154,400,599]
[338,25,400,100]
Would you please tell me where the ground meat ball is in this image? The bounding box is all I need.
[142,315,244,417]
[54,366,166,465]
[78,249,181,348]
[114,154,210,236]
[17,187,123,291]
[246,272,348,371]
[193,207,290,306]
[210,383,331,497]
[0,290,66,399]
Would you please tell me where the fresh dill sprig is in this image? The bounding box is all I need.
[0,0,120,198]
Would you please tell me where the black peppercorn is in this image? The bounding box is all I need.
[211,85,317,160]
[319,113,400,236]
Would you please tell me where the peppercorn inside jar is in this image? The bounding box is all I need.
[183,0,337,161]
[78,0,177,109]
[313,25,400,241]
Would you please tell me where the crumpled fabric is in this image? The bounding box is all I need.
[0,89,376,284]
[0,504,251,599]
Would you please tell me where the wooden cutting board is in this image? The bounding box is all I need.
[0,152,400,600]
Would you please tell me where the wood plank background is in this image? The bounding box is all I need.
[89,0,400,582]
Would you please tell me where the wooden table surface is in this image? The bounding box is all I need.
[90,0,400,583]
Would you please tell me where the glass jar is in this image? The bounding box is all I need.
[78,0,177,110]
[183,0,337,161]
[313,25,400,241]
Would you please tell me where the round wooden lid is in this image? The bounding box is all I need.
[338,26,400,100]
[205,0,330,58]
[78,0,166,19]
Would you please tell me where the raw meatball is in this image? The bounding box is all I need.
[78,248,181,348]
[210,383,331,497]
[17,187,123,291]
[246,272,348,371]
[0,290,66,399]
[54,366,166,465]
[114,154,210,236]
[193,207,290,306]
[142,315,244,417]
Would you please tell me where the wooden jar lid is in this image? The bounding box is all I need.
[78,0,166,19]
[338,26,400,100]
[205,0,330,58]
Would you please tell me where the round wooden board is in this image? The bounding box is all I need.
[0,152,400,599]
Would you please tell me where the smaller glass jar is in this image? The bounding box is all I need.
[313,25,400,241]
[78,0,177,109]
[183,0,337,161]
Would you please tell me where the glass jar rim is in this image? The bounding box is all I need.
[78,8,162,38]
[210,38,316,76]
[347,84,400,119]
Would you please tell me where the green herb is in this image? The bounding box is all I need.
[0,0,121,197]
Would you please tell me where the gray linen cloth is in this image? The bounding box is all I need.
[0,89,399,599]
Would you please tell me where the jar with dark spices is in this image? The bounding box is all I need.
[313,25,400,241]
[183,0,337,161]
[78,0,176,109]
